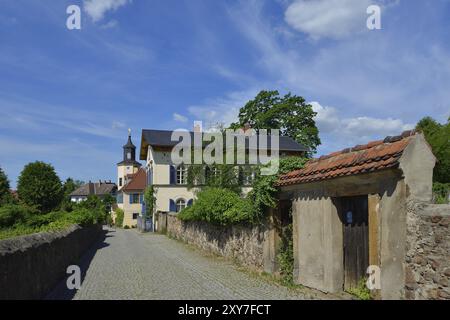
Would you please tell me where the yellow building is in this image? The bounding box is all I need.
[115,130,146,228]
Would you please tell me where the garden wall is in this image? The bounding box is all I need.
[0,224,103,300]
[165,213,274,272]
[405,201,450,300]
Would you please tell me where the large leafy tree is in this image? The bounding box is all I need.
[416,117,450,183]
[17,161,63,213]
[0,167,12,205]
[230,90,321,154]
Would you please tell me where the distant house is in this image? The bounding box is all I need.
[70,181,117,203]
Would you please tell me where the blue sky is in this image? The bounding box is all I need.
[1,0,449,187]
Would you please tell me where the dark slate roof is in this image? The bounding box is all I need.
[123,135,136,149]
[140,129,308,160]
[70,182,117,197]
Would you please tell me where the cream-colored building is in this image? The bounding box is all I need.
[138,129,307,218]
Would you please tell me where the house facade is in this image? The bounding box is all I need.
[70,181,117,203]
[116,131,146,227]
[138,128,308,219]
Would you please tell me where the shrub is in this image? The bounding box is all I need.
[178,187,253,225]
[17,161,63,213]
[69,208,102,226]
[115,208,124,228]
[277,223,294,285]
[0,204,38,229]
[433,182,449,204]
[124,225,130,229]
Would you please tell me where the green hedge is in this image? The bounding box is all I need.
[0,204,104,240]
[178,188,253,225]
[433,182,450,204]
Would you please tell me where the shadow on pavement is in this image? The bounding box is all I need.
[45,227,112,300]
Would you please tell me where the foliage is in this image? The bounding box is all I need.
[144,186,156,219]
[0,205,102,240]
[433,182,450,204]
[60,178,84,211]
[230,90,321,154]
[416,117,450,183]
[114,208,124,228]
[0,204,38,228]
[0,166,13,205]
[277,223,294,285]
[17,161,63,213]
[187,164,243,195]
[346,278,372,300]
[248,157,307,217]
[178,187,253,225]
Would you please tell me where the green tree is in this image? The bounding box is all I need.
[17,161,63,213]
[416,117,450,183]
[230,90,321,154]
[144,186,156,219]
[0,167,12,205]
[60,178,84,211]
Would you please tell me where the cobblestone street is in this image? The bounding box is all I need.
[48,227,339,300]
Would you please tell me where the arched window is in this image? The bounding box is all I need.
[176,165,187,185]
[176,198,186,213]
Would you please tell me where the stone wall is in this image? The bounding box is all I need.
[165,213,269,271]
[405,201,450,300]
[0,224,103,300]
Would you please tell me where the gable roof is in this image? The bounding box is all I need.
[70,182,117,197]
[140,129,308,160]
[277,130,419,187]
[121,168,147,192]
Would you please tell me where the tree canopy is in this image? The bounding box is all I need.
[416,117,450,183]
[17,161,63,213]
[0,167,12,205]
[230,90,321,155]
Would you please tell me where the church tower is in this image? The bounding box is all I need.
[117,129,141,190]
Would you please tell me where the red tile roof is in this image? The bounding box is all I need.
[277,130,417,187]
[122,168,147,192]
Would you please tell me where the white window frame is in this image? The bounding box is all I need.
[176,198,186,213]
[176,165,187,185]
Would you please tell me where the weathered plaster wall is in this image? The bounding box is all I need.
[405,202,450,300]
[0,224,103,300]
[292,188,343,293]
[165,213,270,271]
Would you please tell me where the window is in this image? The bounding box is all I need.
[127,152,131,160]
[176,165,187,185]
[117,193,123,204]
[131,193,140,204]
[176,199,186,213]
[119,178,123,187]
[132,213,138,220]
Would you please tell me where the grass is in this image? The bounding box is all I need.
[345,278,372,300]
[0,220,74,240]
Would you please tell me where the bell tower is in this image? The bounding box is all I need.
[117,129,141,190]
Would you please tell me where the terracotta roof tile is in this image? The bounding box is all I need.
[277,130,416,187]
[122,168,147,192]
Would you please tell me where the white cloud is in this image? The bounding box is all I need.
[310,101,414,152]
[187,90,257,129]
[173,113,188,123]
[285,0,372,40]
[83,0,132,22]
[100,20,118,29]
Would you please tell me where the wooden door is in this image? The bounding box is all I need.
[338,196,369,290]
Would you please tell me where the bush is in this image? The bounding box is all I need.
[69,208,102,226]
[124,225,130,229]
[115,208,124,228]
[17,161,63,213]
[0,204,38,229]
[277,223,294,285]
[433,182,450,204]
[178,188,253,225]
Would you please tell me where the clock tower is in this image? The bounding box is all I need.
[117,129,141,190]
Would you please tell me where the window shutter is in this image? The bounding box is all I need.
[170,166,176,185]
[140,194,143,204]
[169,199,176,212]
[129,194,132,204]
[187,199,193,207]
